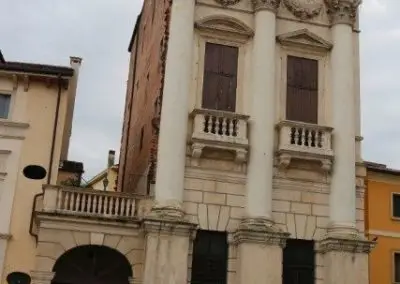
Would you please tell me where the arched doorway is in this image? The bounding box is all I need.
[51,245,132,284]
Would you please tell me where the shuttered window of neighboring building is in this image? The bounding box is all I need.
[393,194,400,218]
[283,239,315,284]
[202,42,238,112]
[394,253,400,282]
[286,56,318,124]
[191,230,228,284]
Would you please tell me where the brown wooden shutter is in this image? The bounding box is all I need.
[202,43,238,112]
[286,56,318,124]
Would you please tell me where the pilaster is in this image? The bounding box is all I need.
[234,218,289,284]
[142,217,197,284]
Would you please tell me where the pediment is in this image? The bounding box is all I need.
[195,15,254,39]
[277,29,332,51]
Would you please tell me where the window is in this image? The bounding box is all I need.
[202,42,238,112]
[286,56,318,124]
[283,239,315,284]
[191,230,228,284]
[393,194,400,218]
[0,94,11,119]
[140,127,144,150]
[394,253,400,283]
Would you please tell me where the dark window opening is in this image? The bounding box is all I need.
[0,94,11,119]
[140,126,144,151]
[286,56,318,124]
[283,239,315,284]
[202,42,238,112]
[393,194,400,218]
[394,253,400,282]
[191,230,228,284]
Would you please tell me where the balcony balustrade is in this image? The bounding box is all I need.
[190,108,249,163]
[276,120,334,172]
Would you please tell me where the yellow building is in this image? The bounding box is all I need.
[366,162,400,284]
[86,150,118,191]
[0,50,81,282]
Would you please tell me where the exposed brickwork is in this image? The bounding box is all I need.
[118,0,172,193]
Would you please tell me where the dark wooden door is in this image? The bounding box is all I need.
[202,42,238,112]
[283,239,315,284]
[286,56,318,124]
[191,230,228,284]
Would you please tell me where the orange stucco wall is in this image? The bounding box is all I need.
[367,172,400,284]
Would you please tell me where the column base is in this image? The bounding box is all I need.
[318,226,375,284]
[234,218,289,284]
[148,200,185,220]
[30,271,55,284]
[142,217,197,284]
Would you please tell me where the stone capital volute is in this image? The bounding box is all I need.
[324,0,361,26]
[252,0,282,13]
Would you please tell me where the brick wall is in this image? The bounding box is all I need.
[118,0,172,193]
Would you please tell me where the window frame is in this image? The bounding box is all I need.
[0,92,12,120]
[393,251,400,283]
[391,192,400,220]
[278,46,327,126]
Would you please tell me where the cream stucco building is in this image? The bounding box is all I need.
[11,0,376,283]
[0,51,81,283]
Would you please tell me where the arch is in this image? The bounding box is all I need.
[51,245,132,284]
[195,15,254,39]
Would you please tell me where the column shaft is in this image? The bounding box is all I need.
[154,0,195,212]
[329,22,356,231]
[245,9,276,220]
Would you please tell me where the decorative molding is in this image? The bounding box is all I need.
[0,233,11,240]
[324,0,361,26]
[252,0,282,12]
[143,218,198,238]
[277,28,333,51]
[283,0,323,20]
[23,74,29,92]
[233,218,289,246]
[318,236,375,253]
[195,15,254,40]
[214,0,241,6]
[12,74,18,90]
[30,271,55,284]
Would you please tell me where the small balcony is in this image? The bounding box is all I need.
[276,120,334,172]
[38,185,153,221]
[190,109,249,163]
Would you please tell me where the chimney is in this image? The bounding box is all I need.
[108,150,116,168]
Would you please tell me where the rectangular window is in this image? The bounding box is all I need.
[393,194,400,218]
[0,94,11,119]
[191,230,228,284]
[394,253,400,282]
[283,239,315,284]
[286,56,318,124]
[202,42,238,112]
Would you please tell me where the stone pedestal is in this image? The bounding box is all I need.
[234,219,289,284]
[142,217,197,284]
[319,235,375,284]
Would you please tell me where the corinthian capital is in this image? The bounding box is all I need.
[324,0,361,26]
[252,0,282,13]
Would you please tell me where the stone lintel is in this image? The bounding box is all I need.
[233,218,289,246]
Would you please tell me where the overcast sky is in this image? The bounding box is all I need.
[0,0,398,179]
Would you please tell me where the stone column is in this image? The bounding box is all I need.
[321,1,374,283]
[152,0,195,218]
[235,1,288,283]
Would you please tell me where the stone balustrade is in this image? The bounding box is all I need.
[276,120,334,171]
[190,109,249,163]
[41,185,153,220]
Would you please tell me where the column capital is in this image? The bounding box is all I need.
[324,0,361,26]
[252,0,282,13]
[318,236,375,254]
[143,217,198,238]
[233,218,289,246]
[148,199,185,220]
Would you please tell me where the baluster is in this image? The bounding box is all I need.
[76,193,81,212]
[294,128,300,145]
[87,194,92,213]
[125,199,131,217]
[319,131,324,148]
[69,192,74,211]
[215,116,221,135]
[121,198,126,216]
[229,119,235,137]
[130,199,136,217]
[81,193,87,212]
[307,129,312,147]
[104,196,109,214]
[203,115,210,133]
[222,118,227,136]
[57,190,63,210]
[114,197,120,216]
[109,197,114,215]
[98,195,103,214]
[92,195,98,214]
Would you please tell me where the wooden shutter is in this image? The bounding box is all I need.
[395,253,400,282]
[286,56,318,124]
[191,230,228,284]
[393,194,400,217]
[202,43,238,112]
[283,239,315,284]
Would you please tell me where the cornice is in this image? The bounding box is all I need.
[214,0,242,6]
[318,236,375,253]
